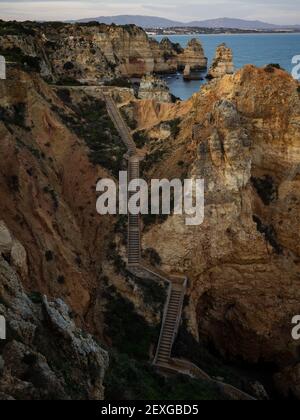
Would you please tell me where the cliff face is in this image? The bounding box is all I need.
[139,65,300,397]
[0,22,203,83]
[0,68,170,400]
[208,43,234,78]
[0,70,115,319]
[0,240,108,400]
[138,74,172,102]
[0,70,114,399]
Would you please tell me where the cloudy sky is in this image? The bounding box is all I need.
[0,0,299,24]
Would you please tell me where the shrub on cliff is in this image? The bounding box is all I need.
[103,284,157,360]
[0,47,40,72]
[133,131,149,148]
[251,175,277,205]
[265,63,282,73]
[0,20,36,36]
[0,103,27,128]
[105,351,226,400]
[104,77,132,88]
[169,117,181,138]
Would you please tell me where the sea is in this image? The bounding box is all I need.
[154,33,300,100]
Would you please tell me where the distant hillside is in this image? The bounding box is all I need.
[73,15,181,28]
[187,17,278,29]
[73,15,299,30]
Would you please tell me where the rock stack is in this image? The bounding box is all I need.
[178,38,208,71]
[207,43,234,79]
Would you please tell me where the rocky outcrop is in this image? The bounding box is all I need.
[178,39,208,71]
[138,74,172,102]
[0,22,204,83]
[0,220,28,279]
[0,69,118,321]
[207,43,234,78]
[0,246,108,400]
[139,65,300,398]
[150,38,180,74]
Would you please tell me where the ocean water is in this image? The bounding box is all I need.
[154,33,300,100]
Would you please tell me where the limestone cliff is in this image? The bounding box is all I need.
[0,236,108,400]
[207,43,234,78]
[138,74,172,103]
[0,67,171,400]
[0,21,200,83]
[178,38,208,71]
[137,65,300,398]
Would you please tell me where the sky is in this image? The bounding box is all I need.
[0,0,299,25]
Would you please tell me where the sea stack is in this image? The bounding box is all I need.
[207,43,234,79]
[138,74,172,102]
[179,38,208,71]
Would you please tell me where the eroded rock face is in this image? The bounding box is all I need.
[0,250,108,400]
[141,65,300,398]
[151,38,180,74]
[0,22,201,82]
[208,43,234,78]
[178,38,208,71]
[138,74,172,103]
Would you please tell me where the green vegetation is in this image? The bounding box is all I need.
[265,63,282,73]
[0,20,36,36]
[54,78,85,87]
[105,351,226,400]
[8,175,20,193]
[103,284,158,360]
[103,280,225,400]
[57,275,65,285]
[55,97,126,177]
[128,272,167,311]
[28,291,43,304]
[63,61,75,71]
[252,215,283,255]
[251,175,277,205]
[141,148,166,173]
[104,78,132,89]
[121,24,139,35]
[143,248,162,267]
[120,107,137,130]
[0,47,40,72]
[169,118,181,138]
[56,88,72,104]
[43,186,59,211]
[45,250,54,262]
[133,130,149,148]
[173,319,254,394]
[107,241,127,274]
[0,103,27,128]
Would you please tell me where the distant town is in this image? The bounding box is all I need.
[146,26,300,36]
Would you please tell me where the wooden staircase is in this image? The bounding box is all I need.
[103,93,256,401]
[154,278,186,367]
[103,92,137,156]
[128,156,141,267]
